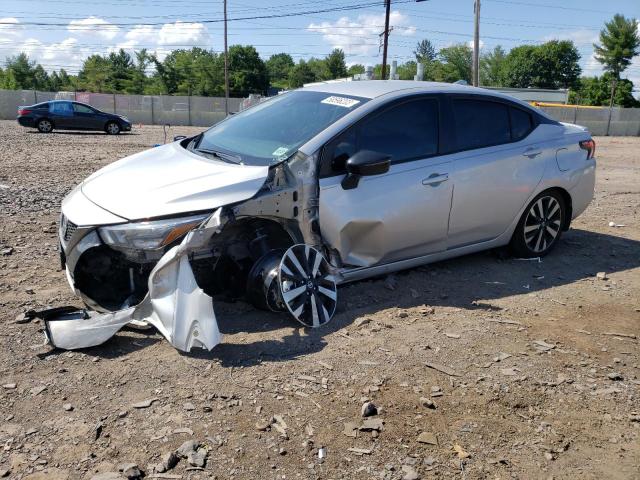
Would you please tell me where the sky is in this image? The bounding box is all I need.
[0,0,639,88]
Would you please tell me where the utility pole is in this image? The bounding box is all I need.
[224,0,229,116]
[472,0,480,86]
[381,0,391,80]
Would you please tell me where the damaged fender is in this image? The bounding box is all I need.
[45,210,228,352]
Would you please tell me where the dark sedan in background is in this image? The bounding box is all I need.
[17,100,132,134]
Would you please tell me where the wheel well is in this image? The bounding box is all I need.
[543,187,573,231]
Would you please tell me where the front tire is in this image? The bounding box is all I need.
[37,118,53,133]
[105,121,121,135]
[510,191,565,258]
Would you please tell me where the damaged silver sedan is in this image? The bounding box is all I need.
[49,81,596,352]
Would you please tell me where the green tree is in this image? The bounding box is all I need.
[593,14,640,106]
[325,48,347,79]
[438,44,472,83]
[500,41,581,89]
[288,60,316,88]
[266,53,295,88]
[106,49,135,92]
[307,57,330,81]
[569,74,639,107]
[397,61,417,80]
[480,45,506,86]
[79,55,111,92]
[1,68,18,89]
[4,53,35,89]
[347,64,365,76]
[130,49,150,94]
[414,39,437,63]
[225,45,268,96]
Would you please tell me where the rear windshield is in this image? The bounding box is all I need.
[194,90,368,166]
[33,103,49,110]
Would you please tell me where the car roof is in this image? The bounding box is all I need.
[301,80,533,105]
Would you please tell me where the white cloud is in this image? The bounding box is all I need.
[68,16,120,41]
[0,17,23,37]
[157,21,210,46]
[308,11,415,56]
[542,29,598,46]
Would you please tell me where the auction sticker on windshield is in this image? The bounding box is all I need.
[321,96,361,108]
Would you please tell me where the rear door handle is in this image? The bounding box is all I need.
[523,147,542,158]
[422,173,449,186]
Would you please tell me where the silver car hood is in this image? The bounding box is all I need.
[81,142,269,220]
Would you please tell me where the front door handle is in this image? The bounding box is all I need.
[422,173,449,186]
[523,147,542,158]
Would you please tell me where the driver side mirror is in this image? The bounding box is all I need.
[341,150,391,190]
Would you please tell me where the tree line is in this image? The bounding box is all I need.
[0,14,637,107]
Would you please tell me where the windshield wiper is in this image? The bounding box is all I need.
[195,148,242,165]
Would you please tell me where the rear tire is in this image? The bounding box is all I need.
[510,191,565,258]
[105,121,121,135]
[37,118,53,133]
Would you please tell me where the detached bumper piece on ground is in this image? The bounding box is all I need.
[45,210,338,352]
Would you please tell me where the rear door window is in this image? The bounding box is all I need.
[452,99,510,151]
[510,107,534,141]
[50,102,74,116]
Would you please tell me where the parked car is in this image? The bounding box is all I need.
[47,81,595,352]
[17,100,132,134]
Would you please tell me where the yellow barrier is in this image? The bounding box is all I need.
[530,101,605,109]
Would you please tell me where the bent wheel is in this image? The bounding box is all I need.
[278,244,337,328]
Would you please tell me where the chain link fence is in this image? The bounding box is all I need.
[0,89,242,127]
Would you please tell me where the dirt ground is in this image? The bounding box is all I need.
[0,120,638,480]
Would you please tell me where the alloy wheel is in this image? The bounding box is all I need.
[523,195,562,253]
[107,123,120,134]
[278,244,337,328]
[39,120,52,132]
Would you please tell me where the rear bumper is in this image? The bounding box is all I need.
[569,159,596,219]
[17,117,35,127]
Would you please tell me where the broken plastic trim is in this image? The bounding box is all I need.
[45,209,228,352]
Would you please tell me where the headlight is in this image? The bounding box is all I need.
[99,214,208,257]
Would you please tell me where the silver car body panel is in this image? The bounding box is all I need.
[51,81,596,352]
[81,141,269,220]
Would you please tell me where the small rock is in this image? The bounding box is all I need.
[183,402,195,411]
[278,447,287,456]
[360,418,384,431]
[361,401,378,417]
[2,383,16,390]
[0,469,8,478]
[607,372,623,381]
[493,352,511,362]
[402,465,420,480]
[176,439,199,458]
[1,247,13,256]
[255,420,271,431]
[132,398,157,409]
[63,403,74,411]
[155,452,178,473]
[12,311,33,324]
[544,452,554,461]
[187,448,207,467]
[117,463,142,479]
[354,318,371,328]
[30,385,47,396]
[596,272,608,280]
[419,397,436,409]
[417,432,438,445]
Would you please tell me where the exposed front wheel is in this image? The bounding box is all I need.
[278,244,337,328]
[105,121,121,135]
[37,119,53,133]
[511,191,565,258]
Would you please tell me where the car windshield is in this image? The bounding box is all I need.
[194,90,368,166]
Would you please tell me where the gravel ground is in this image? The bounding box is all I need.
[0,120,639,480]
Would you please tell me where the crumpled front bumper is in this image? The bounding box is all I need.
[45,210,227,352]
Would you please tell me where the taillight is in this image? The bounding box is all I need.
[579,139,595,160]
[18,109,32,116]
